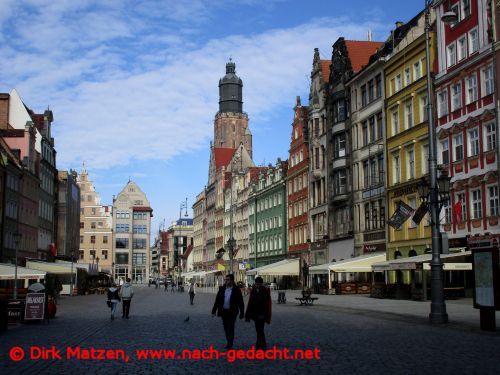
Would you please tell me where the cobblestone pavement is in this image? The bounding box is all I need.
[1,286,499,375]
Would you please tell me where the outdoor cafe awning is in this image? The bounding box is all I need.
[371,251,472,271]
[181,271,197,278]
[0,263,46,280]
[26,260,78,275]
[246,258,299,276]
[309,252,386,274]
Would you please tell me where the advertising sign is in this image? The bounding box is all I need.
[472,247,499,310]
[24,293,46,320]
[7,299,25,323]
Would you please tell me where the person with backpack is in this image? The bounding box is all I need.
[119,277,134,319]
[107,283,121,320]
[188,281,196,305]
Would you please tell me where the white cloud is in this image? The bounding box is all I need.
[1,1,387,171]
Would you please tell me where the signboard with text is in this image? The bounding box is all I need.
[24,293,46,320]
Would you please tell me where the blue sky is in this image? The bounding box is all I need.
[0,0,424,235]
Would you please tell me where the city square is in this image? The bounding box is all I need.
[1,287,499,374]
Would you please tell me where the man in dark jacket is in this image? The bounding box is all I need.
[245,276,272,350]
[211,274,244,349]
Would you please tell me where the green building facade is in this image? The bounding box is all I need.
[249,161,288,270]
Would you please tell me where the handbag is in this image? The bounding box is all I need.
[106,300,112,308]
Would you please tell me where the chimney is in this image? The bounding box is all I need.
[0,93,10,129]
[367,30,373,41]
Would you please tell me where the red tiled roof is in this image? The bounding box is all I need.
[214,148,235,170]
[345,41,383,73]
[320,60,330,83]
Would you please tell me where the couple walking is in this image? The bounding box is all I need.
[107,278,134,319]
[211,274,271,350]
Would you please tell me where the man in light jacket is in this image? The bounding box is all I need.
[120,277,134,319]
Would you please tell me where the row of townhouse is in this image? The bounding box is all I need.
[184,1,499,288]
[77,167,153,284]
[0,89,80,271]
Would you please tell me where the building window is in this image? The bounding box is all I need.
[455,134,464,161]
[80,222,84,229]
[103,235,108,244]
[457,36,466,61]
[466,74,477,104]
[391,110,399,136]
[462,0,471,18]
[485,122,496,152]
[469,128,479,157]
[377,112,383,140]
[469,28,478,54]
[441,139,449,165]
[443,201,452,224]
[79,250,84,260]
[457,193,467,223]
[368,79,374,102]
[334,133,346,158]
[361,85,367,107]
[407,148,415,180]
[362,121,368,146]
[404,68,411,86]
[395,74,402,92]
[447,43,456,67]
[489,186,499,216]
[364,203,370,230]
[438,91,448,117]
[80,236,84,244]
[420,95,428,123]
[450,3,460,26]
[414,61,421,80]
[392,153,400,184]
[376,74,382,98]
[379,199,385,228]
[116,238,129,249]
[90,235,96,244]
[363,160,369,188]
[422,144,429,174]
[101,250,108,260]
[483,65,494,97]
[452,83,462,111]
[335,170,347,195]
[369,116,376,143]
[405,101,413,129]
[472,189,482,219]
[91,222,96,229]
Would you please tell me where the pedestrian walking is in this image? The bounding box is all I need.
[164,281,168,292]
[119,277,134,319]
[188,282,196,305]
[107,283,121,320]
[245,276,272,350]
[211,274,244,349]
[171,282,175,293]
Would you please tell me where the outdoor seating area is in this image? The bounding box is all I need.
[295,290,318,306]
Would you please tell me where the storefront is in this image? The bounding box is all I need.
[371,251,472,300]
[309,253,386,294]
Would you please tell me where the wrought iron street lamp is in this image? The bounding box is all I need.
[422,0,456,323]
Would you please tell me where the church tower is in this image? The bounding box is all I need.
[214,60,252,158]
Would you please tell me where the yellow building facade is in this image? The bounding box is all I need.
[385,14,437,273]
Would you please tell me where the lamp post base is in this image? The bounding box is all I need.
[429,309,448,324]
